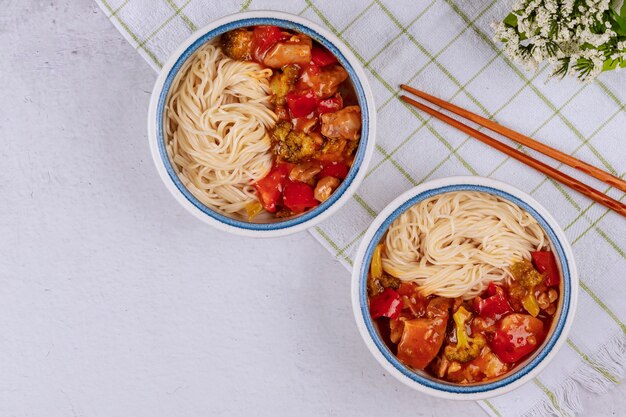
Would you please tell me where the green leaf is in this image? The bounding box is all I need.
[503,12,518,27]
[602,57,626,71]
[609,8,626,36]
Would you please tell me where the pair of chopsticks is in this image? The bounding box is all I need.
[399,85,626,218]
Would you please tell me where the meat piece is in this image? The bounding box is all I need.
[289,161,322,184]
[220,29,253,60]
[321,106,362,141]
[263,39,312,68]
[426,297,452,318]
[472,348,509,379]
[397,315,448,370]
[445,346,510,383]
[313,176,340,202]
[396,297,450,370]
[389,318,405,344]
[289,33,313,48]
[301,64,349,98]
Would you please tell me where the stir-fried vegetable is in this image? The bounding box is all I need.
[220,28,253,60]
[521,291,541,317]
[311,45,338,66]
[270,65,299,106]
[511,259,544,288]
[317,95,343,114]
[473,282,513,320]
[282,180,319,213]
[320,161,349,179]
[371,244,384,279]
[286,89,320,117]
[490,314,545,363]
[301,64,349,98]
[367,273,400,297]
[444,306,487,363]
[278,132,320,163]
[531,251,560,287]
[251,25,286,62]
[245,201,263,221]
[369,288,402,320]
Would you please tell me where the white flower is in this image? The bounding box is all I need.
[495,0,623,81]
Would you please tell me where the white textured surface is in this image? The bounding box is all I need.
[0,1,623,416]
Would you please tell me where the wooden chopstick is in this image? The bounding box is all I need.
[399,94,626,218]
[400,84,626,194]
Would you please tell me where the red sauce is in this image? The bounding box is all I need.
[368,255,560,384]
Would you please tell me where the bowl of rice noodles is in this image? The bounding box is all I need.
[148,11,376,237]
[351,176,578,400]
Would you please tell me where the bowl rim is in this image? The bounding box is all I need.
[351,176,579,400]
[147,11,376,237]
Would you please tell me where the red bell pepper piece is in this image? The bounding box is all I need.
[369,288,402,320]
[253,163,292,213]
[317,95,344,114]
[251,25,287,62]
[282,180,319,213]
[311,45,338,66]
[473,282,513,320]
[296,63,320,90]
[490,314,545,363]
[320,161,349,179]
[286,89,320,118]
[531,251,560,287]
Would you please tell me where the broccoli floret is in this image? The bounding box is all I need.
[444,306,486,363]
[270,65,300,106]
[511,259,544,289]
[220,29,253,61]
[367,273,401,296]
[271,122,320,163]
[271,121,292,142]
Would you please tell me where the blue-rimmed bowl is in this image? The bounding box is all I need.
[148,11,376,237]
[351,176,578,400]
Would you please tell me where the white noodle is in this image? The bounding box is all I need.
[382,191,547,299]
[165,41,276,216]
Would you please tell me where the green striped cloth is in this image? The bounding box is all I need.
[96,0,626,415]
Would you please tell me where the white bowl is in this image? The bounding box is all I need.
[148,11,376,237]
[351,176,578,400]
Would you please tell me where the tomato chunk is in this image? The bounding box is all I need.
[311,45,338,66]
[369,288,402,320]
[286,89,320,118]
[531,251,560,287]
[253,163,291,213]
[251,26,287,62]
[282,180,319,213]
[490,313,545,363]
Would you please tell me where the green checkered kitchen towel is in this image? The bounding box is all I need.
[96,0,626,415]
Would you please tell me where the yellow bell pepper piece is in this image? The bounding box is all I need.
[522,290,540,317]
[371,244,384,279]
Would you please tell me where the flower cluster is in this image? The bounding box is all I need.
[494,0,626,81]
